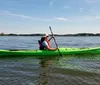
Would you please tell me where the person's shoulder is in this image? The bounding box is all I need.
[42,41,48,46]
[43,41,47,43]
[42,41,46,44]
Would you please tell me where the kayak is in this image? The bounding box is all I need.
[0,47,100,57]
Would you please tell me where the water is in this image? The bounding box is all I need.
[0,36,100,85]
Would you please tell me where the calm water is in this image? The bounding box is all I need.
[0,36,100,85]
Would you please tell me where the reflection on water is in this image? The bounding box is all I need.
[37,55,100,85]
[0,56,100,85]
[38,59,53,85]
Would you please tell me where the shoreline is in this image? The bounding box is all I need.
[0,33,100,36]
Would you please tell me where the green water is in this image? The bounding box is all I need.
[0,55,100,85]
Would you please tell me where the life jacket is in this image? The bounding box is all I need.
[38,40,45,50]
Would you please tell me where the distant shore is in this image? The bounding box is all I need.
[0,33,100,36]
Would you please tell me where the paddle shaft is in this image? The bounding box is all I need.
[49,26,63,57]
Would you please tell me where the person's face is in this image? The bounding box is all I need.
[45,36,48,40]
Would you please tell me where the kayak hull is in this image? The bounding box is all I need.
[0,47,100,57]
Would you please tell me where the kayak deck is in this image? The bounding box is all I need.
[0,47,100,56]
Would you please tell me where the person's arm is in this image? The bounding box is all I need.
[43,41,57,50]
[46,46,58,50]
[48,36,54,41]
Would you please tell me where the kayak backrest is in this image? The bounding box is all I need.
[38,40,45,50]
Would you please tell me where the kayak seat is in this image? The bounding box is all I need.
[38,40,45,50]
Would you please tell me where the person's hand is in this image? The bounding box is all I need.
[56,47,58,50]
[52,35,54,38]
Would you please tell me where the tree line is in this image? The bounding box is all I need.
[0,33,100,36]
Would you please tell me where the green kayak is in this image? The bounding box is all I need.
[0,47,100,57]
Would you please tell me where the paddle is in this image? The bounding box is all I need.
[49,26,63,57]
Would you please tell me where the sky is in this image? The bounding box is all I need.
[0,0,100,34]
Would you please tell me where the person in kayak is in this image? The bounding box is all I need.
[38,34,58,50]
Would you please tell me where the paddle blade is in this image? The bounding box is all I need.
[49,26,52,32]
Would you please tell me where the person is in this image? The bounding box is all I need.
[38,34,58,50]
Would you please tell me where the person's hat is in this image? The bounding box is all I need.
[43,34,49,37]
